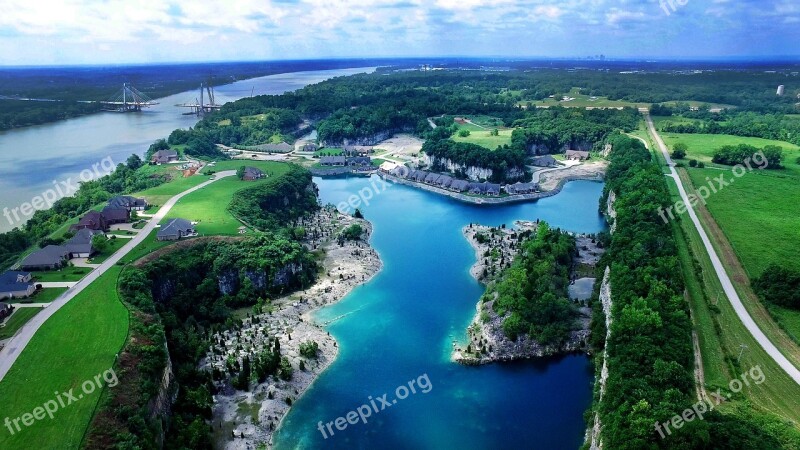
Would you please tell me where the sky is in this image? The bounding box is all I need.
[0,0,797,65]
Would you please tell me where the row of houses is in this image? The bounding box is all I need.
[18,228,105,271]
[382,164,540,196]
[387,167,504,196]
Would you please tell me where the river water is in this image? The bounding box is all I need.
[273,175,606,450]
[0,67,374,233]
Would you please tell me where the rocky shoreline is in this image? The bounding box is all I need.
[205,208,383,449]
[452,222,603,365]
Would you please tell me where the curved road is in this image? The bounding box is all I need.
[645,114,800,384]
[0,170,236,381]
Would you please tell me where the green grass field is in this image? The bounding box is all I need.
[660,132,800,170]
[87,237,127,264]
[0,267,128,450]
[452,128,513,150]
[0,308,42,340]
[660,155,800,428]
[24,287,67,303]
[133,173,211,206]
[167,161,292,235]
[32,266,91,282]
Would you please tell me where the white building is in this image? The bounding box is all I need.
[777,85,785,96]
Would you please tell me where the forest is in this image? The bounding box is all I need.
[84,168,320,449]
[658,109,800,146]
[488,222,577,345]
[590,133,800,449]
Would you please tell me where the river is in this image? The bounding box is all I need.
[0,67,375,233]
[273,175,606,449]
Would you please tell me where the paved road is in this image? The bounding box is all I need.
[0,170,235,381]
[645,114,800,384]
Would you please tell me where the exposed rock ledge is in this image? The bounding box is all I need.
[206,208,383,449]
[453,222,604,365]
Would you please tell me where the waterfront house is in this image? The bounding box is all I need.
[320,156,346,166]
[108,195,147,211]
[505,182,538,195]
[449,179,470,192]
[102,206,130,224]
[0,302,14,320]
[436,175,453,188]
[69,211,108,232]
[424,172,441,184]
[301,143,318,152]
[152,149,179,164]
[565,150,590,161]
[242,166,265,181]
[19,245,70,271]
[157,218,195,241]
[346,156,372,167]
[343,146,372,157]
[0,271,35,300]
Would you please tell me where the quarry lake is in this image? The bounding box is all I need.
[0,66,374,232]
[273,176,607,449]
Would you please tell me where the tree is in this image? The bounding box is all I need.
[353,208,364,219]
[236,166,246,180]
[127,154,143,170]
[671,142,688,159]
[91,234,109,254]
[278,356,293,380]
[458,129,470,137]
[299,340,319,359]
[490,128,500,136]
[688,159,698,167]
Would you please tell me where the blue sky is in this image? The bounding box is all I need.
[0,0,797,65]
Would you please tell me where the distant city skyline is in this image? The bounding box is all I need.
[0,0,797,65]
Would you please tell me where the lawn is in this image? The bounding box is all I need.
[0,267,129,450]
[32,266,91,282]
[132,172,211,206]
[23,287,68,303]
[451,128,513,150]
[166,161,292,235]
[659,132,800,170]
[87,236,127,264]
[0,308,42,340]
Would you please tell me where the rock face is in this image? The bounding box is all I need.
[606,190,617,233]
[527,140,594,155]
[589,267,613,450]
[322,130,412,147]
[146,342,178,448]
[422,154,526,181]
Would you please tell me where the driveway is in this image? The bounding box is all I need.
[645,114,800,384]
[0,170,236,381]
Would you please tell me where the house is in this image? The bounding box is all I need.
[379,161,398,172]
[0,271,35,300]
[242,166,265,181]
[102,206,130,224]
[424,172,441,184]
[346,156,371,167]
[449,179,470,192]
[390,166,408,178]
[320,156,346,166]
[152,149,179,164]
[467,182,501,196]
[565,150,590,161]
[0,302,14,320]
[343,146,372,157]
[436,175,453,188]
[108,195,147,211]
[157,218,195,241]
[411,170,428,182]
[70,211,108,232]
[301,143,319,152]
[19,245,70,271]
[505,182,538,195]
[261,142,292,153]
[531,155,558,167]
[65,229,104,258]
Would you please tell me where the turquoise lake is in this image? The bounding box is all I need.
[273,176,607,449]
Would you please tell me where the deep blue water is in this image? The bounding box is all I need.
[273,176,607,450]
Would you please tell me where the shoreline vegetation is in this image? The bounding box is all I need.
[207,209,382,449]
[453,221,604,365]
